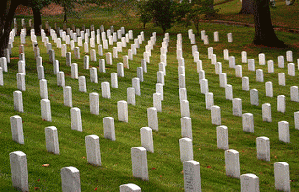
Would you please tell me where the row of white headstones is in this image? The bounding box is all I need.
[3,20,296,191]
[6,22,168,192]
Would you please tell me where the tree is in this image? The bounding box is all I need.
[53,0,83,22]
[29,0,52,35]
[252,0,286,47]
[137,0,152,29]
[147,0,176,33]
[239,0,254,14]
[0,0,25,57]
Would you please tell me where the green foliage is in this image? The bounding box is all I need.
[137,0,152,29]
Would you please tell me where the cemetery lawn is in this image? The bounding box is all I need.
[1,4,299,191]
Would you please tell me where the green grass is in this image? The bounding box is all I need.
[2,4,299,192]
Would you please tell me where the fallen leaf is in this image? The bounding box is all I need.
[274,156,277,159]
[198,148,201,150]
[34,187,39,190]
[180,170,184,174]
[42,164,49,167]
[159,175,162,177]
[207,166,211,168]
[94,187,98,190]
[37,179,40,182]
[151,167,156,170]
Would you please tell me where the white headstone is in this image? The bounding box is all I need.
[85,135,101,166]
[229,56,235,68]
[103,117,115,141]
[140,127,154,153]
[132,78,140,96]
[183,160,201,192]
[71,63,78,79]
[131,147,148,180]
[225,84,233,100]
[45,126,60,154]
[111,73,118,88]
[278,121,289,143]
[277,95,286,113]
[240,174,260,192]
[147,107,158,131]
[225,149,240,178]
[200,79,209,94]
[179,138,193,162]
[57,71,65,87]
[256,69,264,82]
[265,81,273,97]
[41,99,51,122]
[181,100,190,118]
[71,107,82,132]
[211,105,221,125]
[181,117,192,139]
[101,82,111,99]
[267,60,274,73]
[232,98,242,117]
[288,63,295,76]
[10,115,24,144]
[217,125,229,150]
[63,86,72,107]
[278,73,285,86]
[242,113,254,132]
[61,167,81,192]
[78,76,86,92]
[153,93,162,112]
[256,136,270,161]
[13,90,23,112]
[89,92,99,115]
[235,65,242,77]
[250,89,259,106]
[119,184,141,192]
[241,51,247,63]
[90,67,98,83]
[258,53,265,65]
[274,162,290,192]
[242,77,250,91]
[10,151,28,191]
[248,59,255,71]
[219,73,227,88]
[262,103,272,122]
[17,73,26,91]
[118,100,128,122]
[117,63,124,77]
[205,92,214,110]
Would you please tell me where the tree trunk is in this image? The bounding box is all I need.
[253,0,286,47]
[32,7,41,36]
[0,0,20,57]
[239,0,254,14]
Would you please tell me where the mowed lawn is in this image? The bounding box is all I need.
[0,3,299,191]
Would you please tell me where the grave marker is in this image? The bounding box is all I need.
[45,126,60,154]
[225,84,233,100]
[242,113,254,133]
[13,91,23,112]
[131,147,148,180]
[277,95,286,113]
[232,98,242,117]
[61,167,81,192]
[250,89,259,106]
[118,100,128,122]
[10,115,24,144]
[90,67,98,83]
[78,76,87,92]
[225,149,240,178]
[217,125,229,150]
[103,117,115,141]
[179,138,193,162]
[274,162,290,192]
[41,99,51,122]
[181,117,192,139]
[17,73,25,91]
[268,60,274,73]
[57,71,65,87]
[101,82,111,99]
[89,92,99,115]
[63,86,72,107]
[278,121,289,143]
[211,105,221,125]
[265,81,273,97]
[240,174,260,192]
[262,103,272,122]
[119,184,141,192]
[256,136,270,161]
[111,73,118,88]
[71,107,82,132]
[205,92,214,110]
[183,160,201,192]
[140,127,154,153]
[147,107,158,131]
[85,135,101,166]
[10,151,28,191]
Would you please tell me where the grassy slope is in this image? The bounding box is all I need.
[0,4,299,192]
[215,0,299,30]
